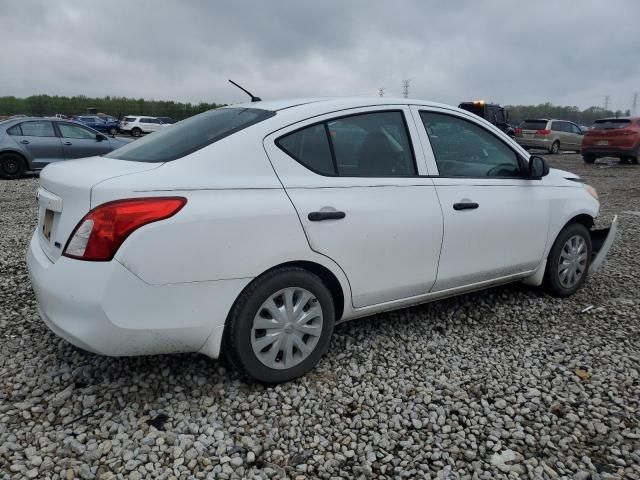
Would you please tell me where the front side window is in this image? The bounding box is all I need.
[59,123,97,139]
[420,111,522,178]
[277,111,417,177]
[18,121,56,137]
[106,107,275,162]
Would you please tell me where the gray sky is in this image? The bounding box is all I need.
[1,0,639,110]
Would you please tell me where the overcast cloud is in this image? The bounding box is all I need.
[1,0,639,110]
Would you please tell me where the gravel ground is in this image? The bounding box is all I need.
[1,154,639,480]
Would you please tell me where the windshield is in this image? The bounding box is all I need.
[592,119,631,130]
[106,108,275,162]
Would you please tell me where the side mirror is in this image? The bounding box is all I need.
[529,155,549,178]
[96,134,107,142]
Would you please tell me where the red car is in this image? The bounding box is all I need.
[581,117,640,164]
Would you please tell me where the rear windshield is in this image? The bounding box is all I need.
[106,108,275,162]
[592,119,631,130]
[520,120,548,130]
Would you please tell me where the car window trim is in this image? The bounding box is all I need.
[275,109,420,178]
[417,109,529,179]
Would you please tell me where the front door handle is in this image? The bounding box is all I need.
[453,202,479,211]
[63,141,72,146]
[20,140,29,144]
[308,211,346,221]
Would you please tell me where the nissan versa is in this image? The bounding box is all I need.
[27,98,617,383]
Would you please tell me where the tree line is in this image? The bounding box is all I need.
[0,95,630,125]
[505,102,630,126]
[0,95,224,120]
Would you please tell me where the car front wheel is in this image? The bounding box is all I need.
[544,223,592,297]
[223,267,335,383]
[108,127,118,135]
[550,141,560,154]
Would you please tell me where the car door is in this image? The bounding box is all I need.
[140,117,160,132]
[8,120,64,168]
[264,106,444,308]
[551,121,570,151]
[411,106,549,292]
[569,123,583,150]
[57,122,113,159]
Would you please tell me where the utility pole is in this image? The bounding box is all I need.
[604,95,611,111]
[632,92,638,116]
[378,87,385,97]
[401,79,411,99]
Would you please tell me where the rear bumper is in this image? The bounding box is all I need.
[589,215,618,274]
[581,147,637,158]
[27,233,249,358]
[515,137,552,149]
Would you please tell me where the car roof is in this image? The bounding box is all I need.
[226,96,461,113]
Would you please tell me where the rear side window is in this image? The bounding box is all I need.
[141,117,158,123]
[520,120,548,130]
[7,125,22,135]
[124,117,136,122]
[278,124,334,175]
[592,119,631,129]
[106,108,275,162]
[277,111,416,177]
[19,121,56,137]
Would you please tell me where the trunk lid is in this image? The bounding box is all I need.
[36,157,161,262]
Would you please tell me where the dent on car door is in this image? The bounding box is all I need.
[263,107,444,308]
[413,107,549,291]
[8,121,64,167]
[57,123,112,159]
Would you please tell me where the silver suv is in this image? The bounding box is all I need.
[514,119,584,154]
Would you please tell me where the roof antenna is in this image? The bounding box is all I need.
[228,80,261,102]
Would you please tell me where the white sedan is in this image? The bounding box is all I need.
[27,98,617,383]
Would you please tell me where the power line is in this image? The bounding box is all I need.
[401,79,411,99]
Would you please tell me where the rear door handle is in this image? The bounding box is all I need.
[308,211,346,221]
[453,202,479,211]
[63,142,72,145]
[20,140,29,144]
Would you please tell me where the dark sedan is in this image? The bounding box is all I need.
[0,118,131,179]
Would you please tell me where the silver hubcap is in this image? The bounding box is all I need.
[558,235,588,288]
[251,287,323,370]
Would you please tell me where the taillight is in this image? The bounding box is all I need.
[63,197,186,261]
[537,129,551,135]
[514,128,522,135]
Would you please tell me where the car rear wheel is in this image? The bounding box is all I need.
[544,222,592,297]
[131,127,142,137]
[0,152,26,180]
[549,141,560,154]
[583,155,596,164]
[223,267,335,383]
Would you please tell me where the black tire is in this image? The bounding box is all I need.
[0,152,27,180]
[108,127,118,135]
[131,127,142,137]
[583,155,596,164]
[223,267,335,383]
[544,223,592,297]
[549,141,560,154]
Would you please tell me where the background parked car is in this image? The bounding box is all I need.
[581,117,640,164]
[72,115,120,135]
[514,119,584,153]
[156,116,175,124]
[0,118,131,179]
[119,116,169,136]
